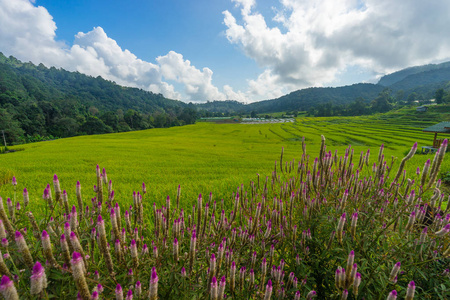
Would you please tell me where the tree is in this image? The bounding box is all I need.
[80,117,113,135]
[407,92,417,105]
[371,91,393,113]
[0,108,24,145]
[53,117,79,137]
[435,88,445,104]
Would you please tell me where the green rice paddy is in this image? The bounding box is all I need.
[0,106,448,213]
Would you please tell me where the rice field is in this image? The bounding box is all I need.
[0,106,448,214]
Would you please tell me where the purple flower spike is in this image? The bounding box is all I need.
[32,261,44,276]
[12,177,17,186]
[72,252,82,263]
[41,230,49,239]
[387,290,398,300]
[151,267,158,283]
[15,231,22,240]
[0,275,13,289]
[126,289,133,300]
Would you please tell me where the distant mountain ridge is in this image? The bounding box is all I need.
[378,61,450,86]
[198,61,450,114]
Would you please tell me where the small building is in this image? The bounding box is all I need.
[423,122,450,151]
[416,106,428,112]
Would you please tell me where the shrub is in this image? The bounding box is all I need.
[0,137,449,299]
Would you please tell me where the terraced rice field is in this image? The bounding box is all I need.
[0,106,448,214]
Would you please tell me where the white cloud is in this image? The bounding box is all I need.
[224,0,450,96]
[156,51,227,101]
[0,0,244,102]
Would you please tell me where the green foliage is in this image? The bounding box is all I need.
[0,53,197,145]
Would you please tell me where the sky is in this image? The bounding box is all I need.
[1,0,450,103]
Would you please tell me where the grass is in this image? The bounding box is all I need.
[0,105,449,214]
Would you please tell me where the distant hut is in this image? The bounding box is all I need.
[416,106,428,112]
[422,122,450,152]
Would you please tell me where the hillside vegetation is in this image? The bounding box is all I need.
[0,53,196,144]
[199,61,450,115]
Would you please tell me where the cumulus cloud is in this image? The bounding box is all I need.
[224,0,450,96]
[0,0,243,102]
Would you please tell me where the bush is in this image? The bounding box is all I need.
[0,137,449,299]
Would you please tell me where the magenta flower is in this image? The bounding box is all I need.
[30,261,47,294]
[387,290,397,300]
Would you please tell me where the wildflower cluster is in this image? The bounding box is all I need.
[0,137,448,299]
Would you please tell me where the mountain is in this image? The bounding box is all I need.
[0,53,184,113]
[245,83,385,113]
[198,61,450,115]
[378,61,450,86]
[0,53,197,144]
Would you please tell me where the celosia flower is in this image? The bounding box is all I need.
[210,276,218,300]
[181,267,187,277]
[41,230,57,266]
[153,246,158,259]
[15,231,34,269]
[115,284,123,300]
[230,261,236,292]
[389,262,401,282]
[405,281,415,300]
[306,290,317,299]
[130,239,139,267]
[92,291,99,300]
[135,281,141,298]
[149,267,158,300]
[435,224,450,237]
[387,290,397,300]
[264,279,273,300]
[30,261,47,294]
[353,273,361,296]
[341,289,348,300]
[22,188,29,207]
[71,252,90,300]
[0,275,19,300]
[337,213,346,243]
[294,290,301,300]
[126,289,133,300]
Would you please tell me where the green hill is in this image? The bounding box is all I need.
[378,61,450,86]
[0,53,197,144]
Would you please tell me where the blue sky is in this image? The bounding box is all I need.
[1,0,450,102]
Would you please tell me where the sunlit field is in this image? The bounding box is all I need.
[0,106,448,214]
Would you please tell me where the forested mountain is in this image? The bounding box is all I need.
[378,61,450,86]
[0,53,196,145]
[198,62,450,115]
[246,83,385,113]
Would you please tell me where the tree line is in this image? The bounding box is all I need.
[307,87,450,117]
